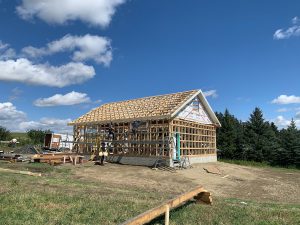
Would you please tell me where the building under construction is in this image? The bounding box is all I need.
[69,89,221,167]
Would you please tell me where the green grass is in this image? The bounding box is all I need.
[219,159,271,167]
[11,132,29,140]
[0,162,171,225]
[0,132,36,152]
[219,159,299,170]
[0,162,299,225]
[150,198,300,225]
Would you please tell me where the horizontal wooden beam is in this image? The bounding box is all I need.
[121,185,211,225]
[68,115,171,126]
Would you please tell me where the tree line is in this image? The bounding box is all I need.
[216,107,300,168]
[1,108,300,168]
[0,127,51,145]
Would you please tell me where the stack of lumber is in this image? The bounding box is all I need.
[0,153,22,162]
[31,153,84,165]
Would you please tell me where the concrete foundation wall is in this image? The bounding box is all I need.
[107,154,217,167]
[189,155,217,164]
[107,155,165,167]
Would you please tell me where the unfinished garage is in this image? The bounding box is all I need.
[69,89,221,167]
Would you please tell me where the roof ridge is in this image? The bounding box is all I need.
[99,89,199,106]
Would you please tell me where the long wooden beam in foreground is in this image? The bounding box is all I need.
[121,185,212,225]
[0,168,42,177]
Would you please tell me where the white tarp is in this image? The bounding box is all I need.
[56,133,74,150]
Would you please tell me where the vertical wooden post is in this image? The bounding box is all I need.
[165,205,170,225]
[176,132,180,160]
[214,126,217,154]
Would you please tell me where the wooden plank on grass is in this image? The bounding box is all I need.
[0,168,42,177]
[121,185,211,225]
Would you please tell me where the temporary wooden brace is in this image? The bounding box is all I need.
[165,205,170,225]
[121,186,212,225]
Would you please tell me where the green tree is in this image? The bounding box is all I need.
[243,107,279,162]
[216,109,244,159]
[0,126,11,141]
[277,119,300,167]
[27,129,51,145]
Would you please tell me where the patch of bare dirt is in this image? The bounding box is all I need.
[72,162,300,203]
[73,163,194,195]
[178,162,300,203]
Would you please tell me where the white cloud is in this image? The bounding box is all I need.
[274,26,300,40]
[275,107,300,113]
[274,17,300,40]
[0,41,16,60]
[0,41,8,50]
[17,0,125,28]
[9,87,23,101]
[271,95,300,104]
[292,16,300,24]
[22,34,112,66]
[93,99,102,104]
[203,90,218,98]
[0,101,72,133]
[0,102,27,131]
[34,91,91,107]
[0,58,95,87]
[0,102,26,121]
[296,111,300,119]
[276,107,289,113]
[19,118,72,133]
[274,115,300,129]
[21,46,45,58]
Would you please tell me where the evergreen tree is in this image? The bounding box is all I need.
[263,121,281,162]
[270,122,279,136]
[216,109,243,159]
[234,120,245,160]
[278,119,300,167]
[216,107,299,167]
[243,107,279,162]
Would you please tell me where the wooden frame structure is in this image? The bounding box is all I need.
[69,90,221,166]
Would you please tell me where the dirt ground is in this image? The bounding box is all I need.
[178,162,300,203]
[73,162,300,204]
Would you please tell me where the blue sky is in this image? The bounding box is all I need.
[0,0,300,132]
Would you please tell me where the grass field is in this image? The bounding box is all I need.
[11,132,29,139]
[0,161,299,225]
[219,159,299,170]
